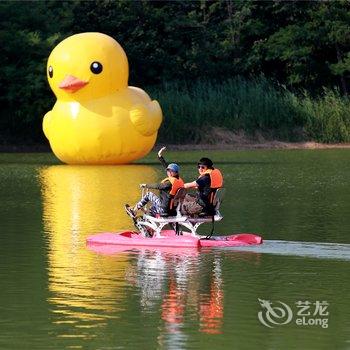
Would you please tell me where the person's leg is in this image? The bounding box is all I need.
[135,192,163,214]
[146,192,165,215]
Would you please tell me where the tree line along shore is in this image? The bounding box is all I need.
[0,1,349,147]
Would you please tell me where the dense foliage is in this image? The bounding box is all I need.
[154,79,350,144]
[0,0,349,145]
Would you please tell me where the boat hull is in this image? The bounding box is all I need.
[86,230,263,249]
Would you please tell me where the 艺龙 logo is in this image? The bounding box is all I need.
[258,299,329,328]
[258,298,293,328]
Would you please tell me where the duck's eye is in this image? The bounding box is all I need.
[90,61,103,74]
[48,66,53,78]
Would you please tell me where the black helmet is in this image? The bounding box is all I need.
[198,157,213,168]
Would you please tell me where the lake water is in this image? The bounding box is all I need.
[0,150,349,349]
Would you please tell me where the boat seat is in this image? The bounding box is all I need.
[172,188,187,207]
[136,188,225,237]
[143,214,187,223]
[187,214,223,223]
[212,187,225,211]
[184,188,225,218]
[149,188,187,218]
[175,188,225,235]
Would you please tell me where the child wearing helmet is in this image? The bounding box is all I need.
[125,147,184,217]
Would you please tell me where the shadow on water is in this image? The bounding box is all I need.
[221,240,350,261]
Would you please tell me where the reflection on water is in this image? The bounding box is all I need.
[114,247,261,349]
[38,165,157,339]
[39,165,157,234]
[198,258,223,334]
[123,248,224,347]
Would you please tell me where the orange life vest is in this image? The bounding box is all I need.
[161,176,184,209]
[199,168,223,204]
[161,176,184,195]
[199,168,223,189]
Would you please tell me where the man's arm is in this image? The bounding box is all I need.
[184,181,198,189]
[185,175,210,189]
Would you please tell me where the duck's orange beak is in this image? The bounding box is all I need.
[59,75,88,93]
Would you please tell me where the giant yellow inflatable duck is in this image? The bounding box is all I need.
[43,32,163,164]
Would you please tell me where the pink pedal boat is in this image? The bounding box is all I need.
[87,230,263,249]
[87,187,263,251]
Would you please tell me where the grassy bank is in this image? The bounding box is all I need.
[1,77,349,148]
[150,77,350,144]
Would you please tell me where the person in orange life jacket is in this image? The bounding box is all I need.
[125,147,184,217]
[183,157,223,214]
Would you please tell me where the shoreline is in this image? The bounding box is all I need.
[0,141,349,153]
[160,141,350,150]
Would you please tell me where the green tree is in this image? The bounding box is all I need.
[0,0,75,143]
[262,1,350,93]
